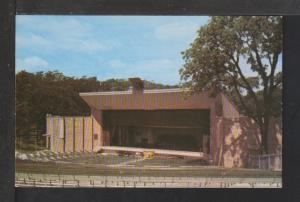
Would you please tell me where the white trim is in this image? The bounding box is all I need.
[79,88,191,96]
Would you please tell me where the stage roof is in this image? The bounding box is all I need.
[79,88,215,110]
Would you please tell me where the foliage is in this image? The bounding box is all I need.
[180,16,282,153]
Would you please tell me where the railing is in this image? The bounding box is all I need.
[15,173,282,188]
[248,154,282,171]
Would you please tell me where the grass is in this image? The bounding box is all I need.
[16,159,281,178]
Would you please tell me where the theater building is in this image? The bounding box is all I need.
[46,78,282,167]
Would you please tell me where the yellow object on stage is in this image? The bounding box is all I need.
[143,151,154,159]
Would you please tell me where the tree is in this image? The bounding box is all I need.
[179,16,282,154]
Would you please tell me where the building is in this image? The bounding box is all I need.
[45,78,282,168]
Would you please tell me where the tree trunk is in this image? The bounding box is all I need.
[261,93,273,154]
[259,116,270,154]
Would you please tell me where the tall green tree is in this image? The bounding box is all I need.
[180,16,282,154]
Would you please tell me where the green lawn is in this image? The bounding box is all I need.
[16,160,281,178]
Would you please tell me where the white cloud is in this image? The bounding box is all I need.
[17,33,49,47]
[17,33,118,54]
[73,39,121,53]
[17,17,90,38]
[154,22,199,41]
[17,17,120,54]
[16,56,49,71]
[105,58,180,84]
[109,58,175,71]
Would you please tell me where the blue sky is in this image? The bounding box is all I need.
[16,16,282,85]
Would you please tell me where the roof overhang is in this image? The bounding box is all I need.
[79,88,215,110]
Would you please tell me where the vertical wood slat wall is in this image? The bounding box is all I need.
[47,115,94,153]
[84,117,93,151]
[65,117,74,153]
[74,117,84,152]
